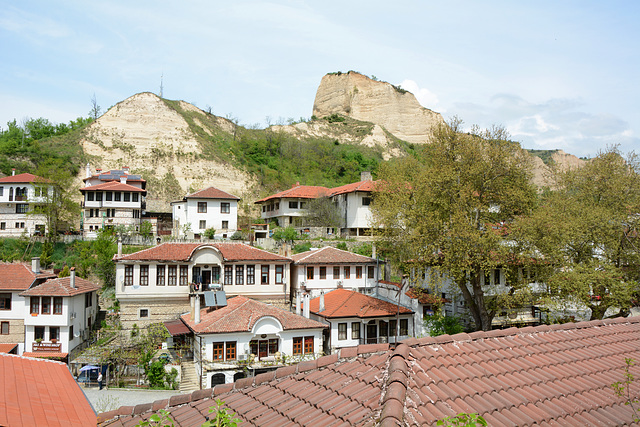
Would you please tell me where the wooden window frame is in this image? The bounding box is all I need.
[140,265,149,286]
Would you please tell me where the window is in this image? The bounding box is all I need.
[132,193,139,202]
[224,266,233,285]
[226,341,236,361]
[368,266,375,279]
[300,202,306,209]
[221,220,228,229]
[124,192,130,202]
[247,265,255,284]
[168,266,177,285]
[390,319,397,337]
[16,204,28,214]
[379,320,388,338]
[261,265,269,284]
[293,337,303,355]
[124,265,134,286]
[0,223,4,230]
[212,266,220,283]
[275,265,283,284]
[262,206,265,212]
[319,267,326,280]
[333,267,340,279]
[35,326,45,341]
[69,325,74,340]
[41,297,51,314]
[0,322,8,335]
[356,266,362,279]
[106,191,112,201]
[53,297,62,314]
[494,269,501,285]
[307,267,314,280]
[275,202,279,210]
[221,203,230,213]
[338,323,347,340]
[198,202,207,213]
[235,265,244,285]
[15,222,24,229]
[95,192,102,202]
[85,292,93,307]
[157,265,165,286]
[139,308,149,318]
[50,326,59,341]
[344,267,351,279]
[400,319,409,336]
[304,336,314,354]
[362,197,372,206]
[133,209,140,218]
[30,297,39,314]
[269,339,278,355]
[140,265,149,286]
[352,322,360,340]
[114,192,121,201]
[0,187,2,196]
[289,201,298,209]
[212,342,224,360]
[180,266,188,286]
[87,192,94,201]
[199,220,206,230]
[0,294,11,310]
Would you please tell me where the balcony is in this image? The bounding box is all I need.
[32,341,62,352]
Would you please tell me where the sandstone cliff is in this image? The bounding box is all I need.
[312,71,445,144]
[80,92,255,212]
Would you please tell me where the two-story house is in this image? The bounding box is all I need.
[255,183,329,227]
[80,165,146,236]
[0,170,51,237]
[114,242,292,329]
[290,246,383,298]
[171,186,240,239]
[180,295,326,388]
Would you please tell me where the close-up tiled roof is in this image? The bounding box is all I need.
[328,179,378,197]
[184,186,240,200]
[99,316,640,426]
[255,184,329,203]
[0,172,48,184]
[116,242,291,263]
[309,288,413,319]
[182,295,327,334]
[0,343,18,353]
[0,263,56,291]
[291,246,377,265]
[20,275,100,297]
[79,180,147,193]
[0,353,96,426]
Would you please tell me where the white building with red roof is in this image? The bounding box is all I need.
[114,242,292,329]
[171,186,240,239]
[254,182,329,227]
[80,165,147,236]
[0,169,52,237]
[180,295,326,388]
[307,288,413,352]
[290,246,383,298]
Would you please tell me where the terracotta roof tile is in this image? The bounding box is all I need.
[0,263,56,290]
[291,246,377,264]
[256,185,329,203]
[79,180,146,193]
[309,288,412,319]
[328,180,377,197]
[20,275,100,297]
[0,172,48,183]
[116,242,291,262]
[184,186,240,200]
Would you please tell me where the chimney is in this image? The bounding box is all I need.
[117,236,122,257]
[303,293,310,318]
[12,168,16,176]
[85,163,91,179]
[361,171,372,182]
[120,175,127,184]
[122,166,130,174]
[319,291,325,312]
[194,295,201,324]
[96,168,102,175]
[296,292,301,315]
[70,267,76,289]
[31,257,41,274]
[293,181,299,188]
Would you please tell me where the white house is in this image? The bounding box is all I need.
[328,171,378,237]
[180,295,326,388]
[0,260,99,361]
[0,170,51,237]
[290,246,383,298]
[255,183,329,227]
[171,186,240,239]
[307,288,413,352]
[114,242,293,329]
[80,165,147,236]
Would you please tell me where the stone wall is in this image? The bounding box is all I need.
[119,298,191,331]
[0,319,24,345]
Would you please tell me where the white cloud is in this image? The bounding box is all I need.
[400,80,441,111]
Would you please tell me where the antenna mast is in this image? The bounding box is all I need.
[160,73,164,98]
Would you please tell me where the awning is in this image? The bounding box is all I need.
[164,319,191,337]
[0,343,18,354]
[22,351,68,360]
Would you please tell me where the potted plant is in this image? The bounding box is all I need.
[35,338,42,344]
[51,338,57,344]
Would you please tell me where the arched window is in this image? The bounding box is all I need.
[233,372,245,382]
[211,373,225,387]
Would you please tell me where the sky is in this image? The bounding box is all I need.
[0,1,638,158]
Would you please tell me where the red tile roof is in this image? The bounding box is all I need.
[83,170,145,183]
[0,172,48,184]
[328,179,378,197]
[255,185,329,203]
[20,351,69,359]
[182,296,326,334]
[309,288,413,318]
[0,353,96,426]
[290,246,377,264]
[79,181,146,193]
[164,319,191,337]
[0,343,18,353]
[116,242,291,263]
[20,275,100,297]
[0,264,56,291]
[185,186,240,200]
[98,316,640,426]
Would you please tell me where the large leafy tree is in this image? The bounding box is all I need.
[372,119,537,331]
[514,147,640,319]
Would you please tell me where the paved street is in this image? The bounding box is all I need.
[82,386,189,414]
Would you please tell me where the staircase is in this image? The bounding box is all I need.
[179,361,199,393]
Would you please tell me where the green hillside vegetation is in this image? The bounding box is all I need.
[527,149,559,166]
